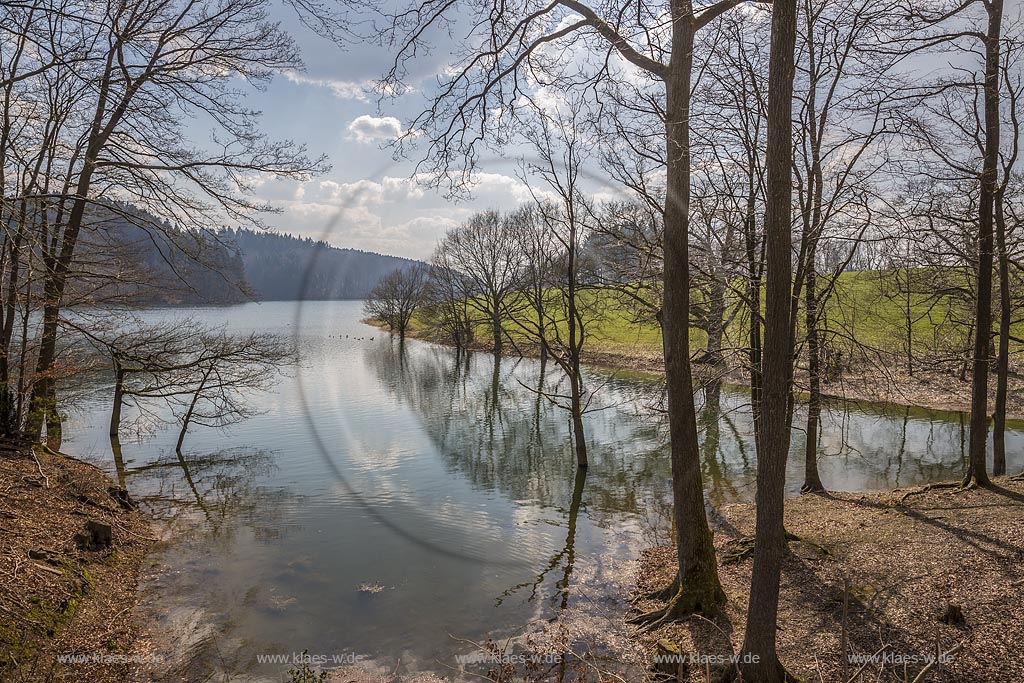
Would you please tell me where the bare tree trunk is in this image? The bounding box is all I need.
[567,231,587,468]
[739,0,798,675]
[905,266,914,377]
[744,180,764,448]
[650,12,725,619]
[176,369,211,453]
[491,304,503,355]
[802,252,825,493]
[109,364,125,437]
[706,268,726,366]
[965,0,1002,488]
[993,186,1009,476]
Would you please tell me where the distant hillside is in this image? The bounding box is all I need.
[221,228,420,301]
[77,202,250,306]
[80,212,418,304]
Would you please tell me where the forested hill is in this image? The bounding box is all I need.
[221,228,421,300]
[88,208,419,304]
[77,202,250,306]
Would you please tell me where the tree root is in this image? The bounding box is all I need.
[722,537,756,565]
[631,576,680,605]
[800,480,826,494]
[628,582,725,633]
[721,532,802,566]
[897,481,963,505]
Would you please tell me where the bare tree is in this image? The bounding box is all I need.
[378,0,788,621]
[0,0,326,440]
[364,265,430,340]
[791,0,901,492]
[79,318,292,449]
[431,211,522,354]
[513,95,597,468]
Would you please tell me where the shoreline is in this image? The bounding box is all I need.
[0,446,154,683]
[372,320,1024,422]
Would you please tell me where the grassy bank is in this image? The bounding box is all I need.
[632,478,1024,683]
[0,446,154,683]
[381,268,1024,417]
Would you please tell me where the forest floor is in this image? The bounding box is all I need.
[632,477,1024,683]
[0,445,155,683]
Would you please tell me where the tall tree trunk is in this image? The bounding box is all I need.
[744,177,763,448]
[993,186,1009,476]
[641,11,725,622]
[905,265,914,377]
[707,268,726,366]
[739,0,798,675]
[567,238,587,468]
[965,0,1002,487]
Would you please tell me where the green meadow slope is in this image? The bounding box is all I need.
[394,268,1024,414]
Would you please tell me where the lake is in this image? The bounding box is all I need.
[59,300,1024,681]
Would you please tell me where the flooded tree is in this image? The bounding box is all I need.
[90,320,293,449]
[364,265,430,340]
[431,212,522,354]
[0,0,325,441]
[513,96,598,468]
[378,0,790,626]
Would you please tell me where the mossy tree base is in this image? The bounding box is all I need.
[629,577,726,632]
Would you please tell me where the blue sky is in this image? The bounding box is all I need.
[227,4,548,261]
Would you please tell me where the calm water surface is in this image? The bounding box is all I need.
[60,300,1023,681]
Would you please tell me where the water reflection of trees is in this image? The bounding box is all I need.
[111,439,287,540]
[366,340,674,528]
[370,338,992,511]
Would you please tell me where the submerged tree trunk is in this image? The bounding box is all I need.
[739,0,798,676]
[491,306,503,355]
[110,364,125,437]
[176,368,211,452]
[567,240,588,468]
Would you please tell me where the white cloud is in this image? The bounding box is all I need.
[282,71,374,101]
[346,115,405,144]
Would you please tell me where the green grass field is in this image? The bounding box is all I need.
[407,269,1022,367]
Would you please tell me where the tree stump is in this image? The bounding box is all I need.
[939,603,965,625]
[75,520,113,550]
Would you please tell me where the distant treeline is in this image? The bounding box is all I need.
[94,206,420,304]
[223,228,420,301]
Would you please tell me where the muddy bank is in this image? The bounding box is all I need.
[0,445,154,683]
[631,478,1024,682]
